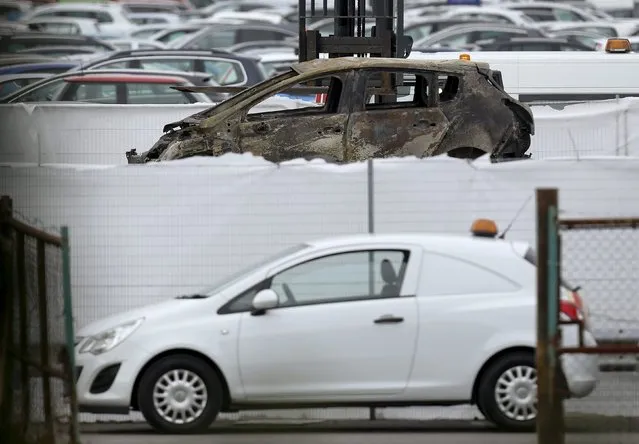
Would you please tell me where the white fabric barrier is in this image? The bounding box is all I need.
[0,96,314,165]
[1,155,638,340]
[3,155,638,422]
[2,97,639,165]
[528,98,639,158]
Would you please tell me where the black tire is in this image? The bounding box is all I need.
[137,354,223,434]
[475,400,490,421]
[477,351,537,431]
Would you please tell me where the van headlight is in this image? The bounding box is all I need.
[79,318,144,355]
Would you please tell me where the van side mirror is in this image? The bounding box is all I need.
[251,289,278,316]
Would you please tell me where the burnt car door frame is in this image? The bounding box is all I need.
[234,70,358,163]
[344,68,453,160]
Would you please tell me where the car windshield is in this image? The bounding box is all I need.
[196,243,311,297]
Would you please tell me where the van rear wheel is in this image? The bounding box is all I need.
[477,352,537,431]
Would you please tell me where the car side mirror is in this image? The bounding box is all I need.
[251,289,278,316]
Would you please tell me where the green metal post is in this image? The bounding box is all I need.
[536,189,564,444]
[61,227,80,444]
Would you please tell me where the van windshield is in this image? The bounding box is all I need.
[197,243,311,297]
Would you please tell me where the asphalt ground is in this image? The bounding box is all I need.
[80,372,639,444]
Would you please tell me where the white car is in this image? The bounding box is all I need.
[437,6,540,27]
[74,221,599,433]
[22,17,102,37]
[20,3,135,39]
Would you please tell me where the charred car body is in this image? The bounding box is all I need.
[126,57,534,164]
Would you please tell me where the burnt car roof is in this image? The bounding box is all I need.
[290,57,488,75]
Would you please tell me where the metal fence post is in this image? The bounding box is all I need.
[0,196,16,439]
[536,188,564,444]
[61,227,80,444]
[367,158,377,421]
[367,157,375,234]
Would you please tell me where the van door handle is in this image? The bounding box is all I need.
[374,315,404,324]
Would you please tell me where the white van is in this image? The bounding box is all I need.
[409,40,639,102]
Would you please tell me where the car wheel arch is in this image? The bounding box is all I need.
[130,348,231,412]
[470,346,535,405]
[446,146,487,160]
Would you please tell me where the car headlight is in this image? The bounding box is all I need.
[79,318,144,355]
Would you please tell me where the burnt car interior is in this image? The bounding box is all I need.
[245,74,344,119]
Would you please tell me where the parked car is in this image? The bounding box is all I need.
[404,18,502,42]
[413,23,546,50]
[471,37,595,51]
[0,73,52,98]
[0,61,80,75]
[257,52,298,77]
[501,1,614,22]
[17,46,105,58]
[545,29,606,49]
[124,12,182,25]
[169,23,297,50]
[126,57,534,164]
[0,32,117,53]
[119,0,189,14]
[538,20,639,37]
[23,17,103,37]
[72,221,599,434]
[127,23,173,40]
[0,54,60,68]
[226,39,298,54]
[78,49,267,87]
[146,24,208,45]
[108,39,168,51]
[20,2,135,39]
[0,0,30,22]
[437,6,540,27]
[1,69,214,104]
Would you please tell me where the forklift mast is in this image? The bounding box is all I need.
[298,0,409,62]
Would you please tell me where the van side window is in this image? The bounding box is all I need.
[419,251,519,296]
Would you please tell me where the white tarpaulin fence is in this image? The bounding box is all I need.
[1,155,638,336]
[2,155,639,422]
[2,97,639,164]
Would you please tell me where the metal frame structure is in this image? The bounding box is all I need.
[0,196,79,444]
[536,188,639,444]
[298,0,407,62]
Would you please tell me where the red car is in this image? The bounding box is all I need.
[2,69,214,104]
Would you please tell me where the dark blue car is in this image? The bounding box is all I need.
[0,62,80,76]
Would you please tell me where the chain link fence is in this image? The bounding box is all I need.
[559,219,639,439]
[0,196,78,444]
[537,188,639,444]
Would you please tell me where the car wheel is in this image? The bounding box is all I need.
[137,354,223,434]
[477,352,537,431]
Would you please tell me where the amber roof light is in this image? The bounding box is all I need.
[605,38,631,53]
[471,218,498,238]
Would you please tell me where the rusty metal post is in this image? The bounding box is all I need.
[16,231,30,435]
[536,188,564,444]
[37,239,55,442]
[0,196,16,437]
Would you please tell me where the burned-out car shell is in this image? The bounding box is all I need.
[128,57,534,164]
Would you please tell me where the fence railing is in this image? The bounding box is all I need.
[0,196,78,444]
[536,188,639,444]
